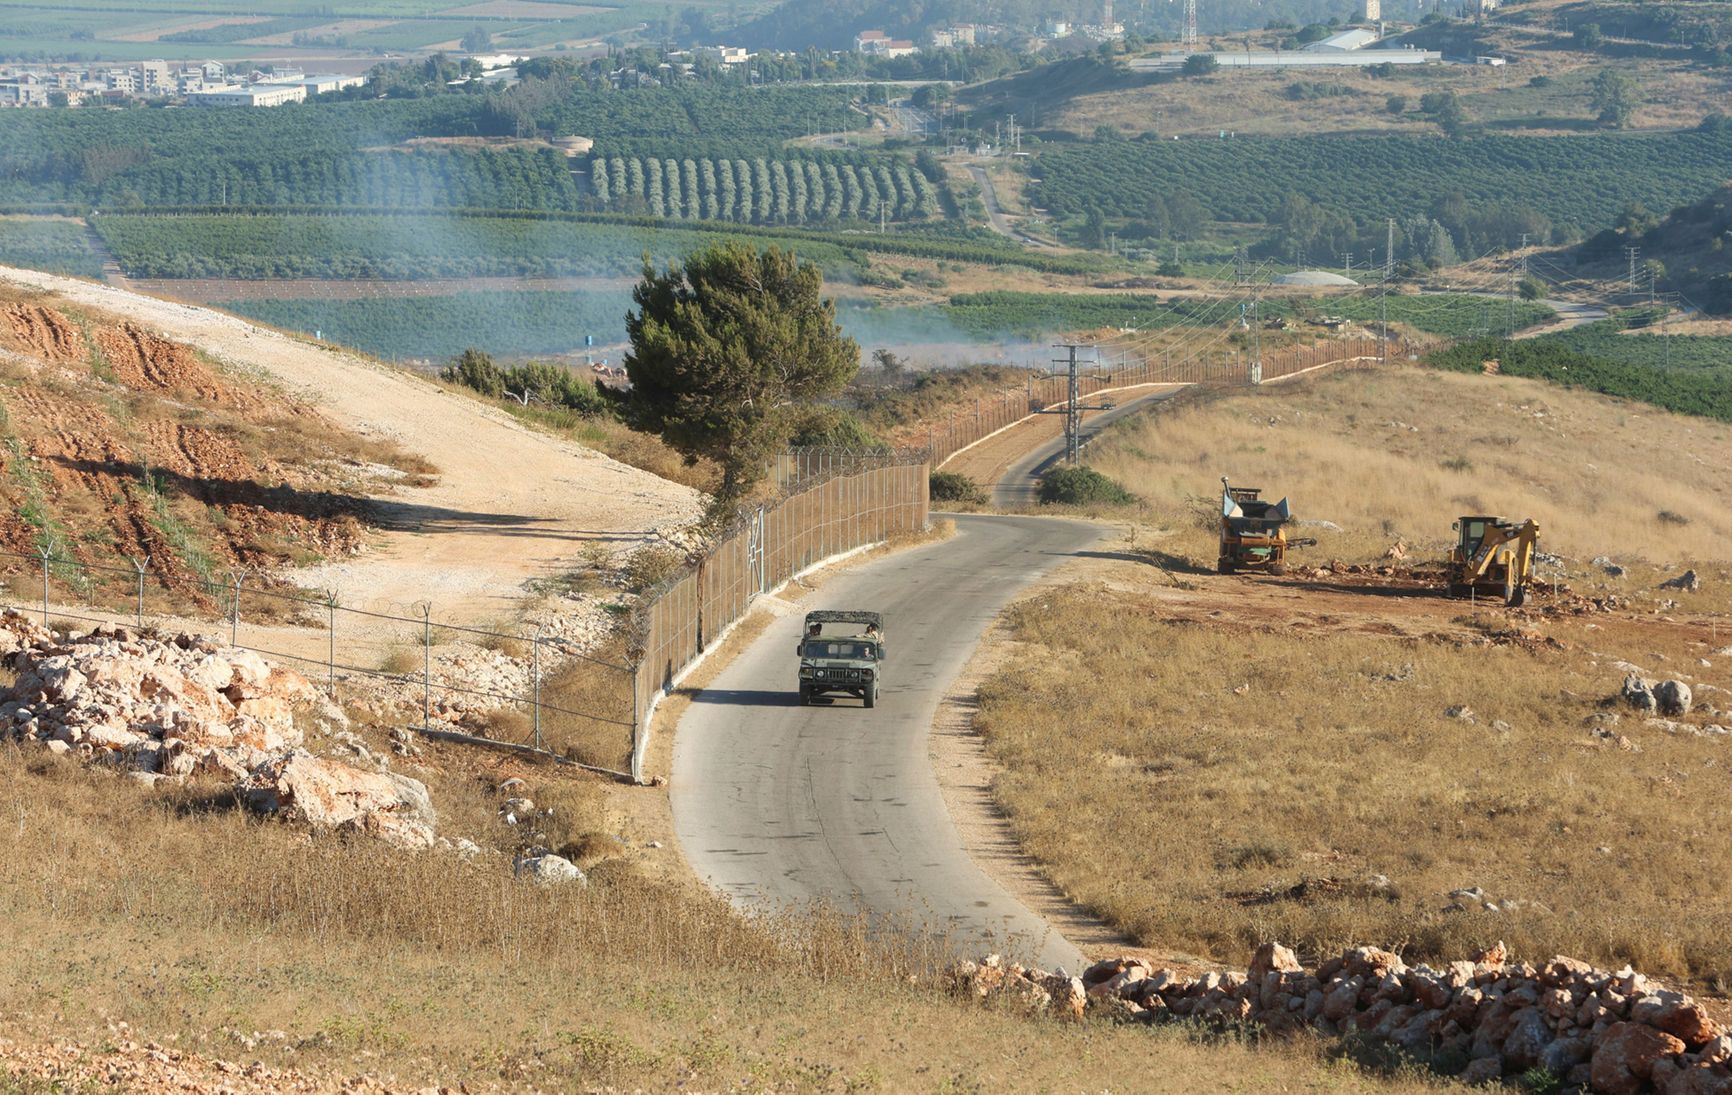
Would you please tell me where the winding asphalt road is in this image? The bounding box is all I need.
[671,514,1102,971]
[993,387,1187,508]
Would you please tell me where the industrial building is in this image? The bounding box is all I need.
[189,83,307,108]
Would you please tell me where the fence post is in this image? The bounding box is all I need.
[37,541,52,627]
[531,626,545,751]
[324,591,338,698]
[229,572,242,645]
[631,666,642,784]
[418,602,431,731]
[129,555,148,628]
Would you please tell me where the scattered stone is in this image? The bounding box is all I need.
[513,851,587,886]
[1622,673,1659,714]
[241,750,436,849]
[1659,570,1700,593]
[1593,555,1627,577]
[953,940,1722,1091]
[1445,704,1475,722]
[1655,679,1694,717]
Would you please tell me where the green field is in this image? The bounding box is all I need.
[95,212,860,279]
[83,210,1098,279]
[891,290,1555,340]
[0,217,103,278]
[1030,129,1732,237]
[221,290,636,361]
[1544,313,1732,372]
[1429,320,1732,422]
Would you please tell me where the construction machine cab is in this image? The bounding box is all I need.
[1448,516,1539,607]
[1218,476,1305,575]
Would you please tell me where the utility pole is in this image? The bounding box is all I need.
[1506,264,1516,336]
[1184,0,1198,46]
[1380,217,1395,364]
[1048,344,1105,464]
[1343,251,1353,279]
[1233,244,1247,286]
[1249,298,1263,384]
[1624,245,1640,294]
[878,199,886,234]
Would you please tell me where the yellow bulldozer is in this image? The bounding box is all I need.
[1447,516,1539,607]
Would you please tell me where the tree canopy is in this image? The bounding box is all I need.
[622,242,859,502]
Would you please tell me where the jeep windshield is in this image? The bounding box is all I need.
[802,640,877,660]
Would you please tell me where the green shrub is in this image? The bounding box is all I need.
[929,471,987,505]
[1037,465,1135,506]
[786,406,884,449]
[442,348,610,415]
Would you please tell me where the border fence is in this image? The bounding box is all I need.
[0,456,929,783]
[630,459,928,780]
[923,336,1420,468]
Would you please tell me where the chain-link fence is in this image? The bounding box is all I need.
[0,454,932,784]
[0,544,641,778]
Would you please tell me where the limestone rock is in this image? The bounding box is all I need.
[1655,680,1694,718]
[1591,1022,1687,1095]
[242,750,436,849]
[513,852,586,886]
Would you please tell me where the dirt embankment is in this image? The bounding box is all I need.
[0,267,705,624]
[0,299,392,603]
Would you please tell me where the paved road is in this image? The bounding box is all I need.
[1515,298,1609,340]
[671,514,1103,971]
[993,387,1186,508]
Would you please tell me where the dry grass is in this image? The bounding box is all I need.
[1085,364,1732,565]
[0,746,1447,1091]
[1060,44,1723,136]
[975,579,1732,988]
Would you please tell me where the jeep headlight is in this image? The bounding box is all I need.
[799,667,814,677]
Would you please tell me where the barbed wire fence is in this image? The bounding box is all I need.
[0,454,932,783]
[919,335,1426,469]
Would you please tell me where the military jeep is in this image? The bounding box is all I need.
[796,610,885,708]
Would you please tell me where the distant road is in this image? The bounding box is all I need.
[992,387,1187,508]
[671,514,1102,972]
[968,166,1049,249]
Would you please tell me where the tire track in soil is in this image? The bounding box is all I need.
[1,303,85,362]
[9,388,209,603]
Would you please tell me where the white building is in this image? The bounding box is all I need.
[189,83,307,107]
[930,24,977,48]
[299,73,365,95]
[853,29,917,57]
[1304,27,1381,51]
[696,45,750,64]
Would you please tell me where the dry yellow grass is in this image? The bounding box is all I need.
[1061,46,1723,136]
[0,746,1449,1091]
[974,577,1732,990]
[1086,364,1732,565]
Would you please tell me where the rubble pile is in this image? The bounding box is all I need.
[950,943,1730,1092]
[0,610,433,846]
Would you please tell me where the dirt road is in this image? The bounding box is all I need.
[0,266,703,624]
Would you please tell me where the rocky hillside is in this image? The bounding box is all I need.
[1573,178,1732,312]
[0,290,429,604]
